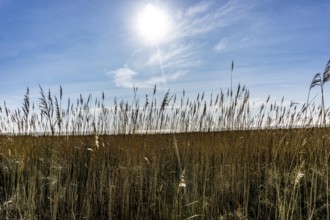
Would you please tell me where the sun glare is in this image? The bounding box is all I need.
[136,4,171,45]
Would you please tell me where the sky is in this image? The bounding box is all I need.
[0,0,329,108]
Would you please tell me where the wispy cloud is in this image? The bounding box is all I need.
[184,1,213,17]
[175,0,257,38]
[214,36,250,52]
[214,37,232,52]
[146,43,197,68]
[108,0,257,89]
[108,42,197,89]
[108,64,186,89]
[142,70,186,87]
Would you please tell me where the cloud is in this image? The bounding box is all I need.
[146,43,194,68]
[108,65,137,88]
[214,37,231,52]
[141,71,186,87]
[185,1,212,17]
[174,0,256,38]
[167,71,186,81]
[214,36,253,52]
[108,64,186,89]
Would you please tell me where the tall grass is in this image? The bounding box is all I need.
[0,129,328,219]
[0,82,327,136]
[307,60,330,124]
[0,60,329,219]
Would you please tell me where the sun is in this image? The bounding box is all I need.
[136,4,171,45]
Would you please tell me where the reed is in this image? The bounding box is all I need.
[0,61,329,219]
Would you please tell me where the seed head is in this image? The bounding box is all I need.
[294,172,304,186]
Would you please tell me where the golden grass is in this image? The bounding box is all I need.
[0,128,328,219]
[0,60,330,219]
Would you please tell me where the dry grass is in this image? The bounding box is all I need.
[0,128,328,219]
[0,81,326,135]
[0,60,329,219]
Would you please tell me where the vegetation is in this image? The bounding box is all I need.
[0,60,329,219]
[0,129,329,219]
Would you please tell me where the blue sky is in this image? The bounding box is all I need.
[0,0,329,108]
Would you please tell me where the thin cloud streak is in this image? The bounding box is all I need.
[146,43,196,68]
[184,1,212,17]
[214,36,251,52]
[214,37,232,52]
[174,0,257,39]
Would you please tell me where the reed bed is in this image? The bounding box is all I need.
[0,83,327,136]
[0,60,329,219]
